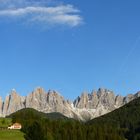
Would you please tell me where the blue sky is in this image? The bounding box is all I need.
[0,0,140,100]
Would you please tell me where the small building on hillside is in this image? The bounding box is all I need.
[8,123,22,130]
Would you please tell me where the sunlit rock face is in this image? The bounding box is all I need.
[73,88,140,120]
[25,88,74,118]
[2,89,25,116]
[0,87,139,121]
[0,88,75,119]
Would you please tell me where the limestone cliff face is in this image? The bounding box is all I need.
[74,89,117,111]
[73,88,140,120]
[2,89,25,116]
[0,87,140,121]
[25,88,47,110]
[25,88,74,118]
[0,88,73,118]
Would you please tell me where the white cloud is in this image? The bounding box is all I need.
[0,0,83,27]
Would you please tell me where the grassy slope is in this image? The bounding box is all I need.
[0,118,25,140]
[0,130,24,140]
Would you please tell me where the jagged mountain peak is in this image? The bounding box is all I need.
[31,88,62,97]
[47,90,62,97]
[10,90,20,98]
[0,87,139,121]
[97,88,114,96]
[33,87,46,94]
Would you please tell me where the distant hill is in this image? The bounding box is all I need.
[7,108,70,123]
[46,112,72,120]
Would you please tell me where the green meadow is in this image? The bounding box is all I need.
[0,130,25,140]
[0,118,25,140]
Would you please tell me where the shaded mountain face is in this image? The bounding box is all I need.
[0,88,139,121]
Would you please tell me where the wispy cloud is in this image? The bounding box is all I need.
[0,0,83,27]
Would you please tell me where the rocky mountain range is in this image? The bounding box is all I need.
[0,87,140,121]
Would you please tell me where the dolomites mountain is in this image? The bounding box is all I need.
[0,88,139,121]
